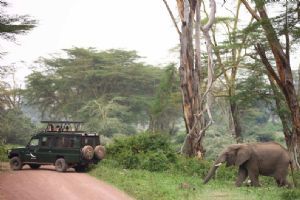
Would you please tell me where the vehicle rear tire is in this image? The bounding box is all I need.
[55,158,68,172]
[10,157,23,170]
[94,145,106,160]
[81,145,94,160]
[29,164,41,169]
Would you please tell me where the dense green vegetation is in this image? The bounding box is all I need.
[23,48,181,137]
[89,133,300,200]
[90,161,300,200]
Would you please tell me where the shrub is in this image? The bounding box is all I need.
[107,133,177,171]
[172,156,210,177]
[0,145,7,162]
[141,151,169,171]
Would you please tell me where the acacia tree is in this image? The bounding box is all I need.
[211,1,255,143]
[0,0,36,61]
[163,0,216,157]
[241,0,300,168]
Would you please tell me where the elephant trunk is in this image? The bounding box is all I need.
[203,154,225,184]
[203,164,220,184]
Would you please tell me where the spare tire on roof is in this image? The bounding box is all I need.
[81,145,94,160]
[94,145,106,160]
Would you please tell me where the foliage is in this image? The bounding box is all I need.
[0,143,6,162]
[0,108,35,145]
[148,64,182,134]
[280,190,300,200]
[90,159,297,200]
[107,132,177,171]
[0,1,36,41]
[24,48,165,136]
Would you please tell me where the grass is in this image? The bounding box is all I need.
[89,160,300,200]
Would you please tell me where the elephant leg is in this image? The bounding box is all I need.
[235,167,248,187]
[275,177,291,188]
[248,170,260,187]
[274,168,290,187]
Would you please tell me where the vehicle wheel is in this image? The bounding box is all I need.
[55,158,68,172]
[29,164,41,169]
[81,145,94,160]
[74,164,88,172]
[94,145,106,160]
[10,157,23,170]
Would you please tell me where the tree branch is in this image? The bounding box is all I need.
[255,43,283,90]
[162,0,181,36]
[240,0,261,21]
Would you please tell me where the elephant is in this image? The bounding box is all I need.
[203,142,293,187]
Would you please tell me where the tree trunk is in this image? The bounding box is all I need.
[164,0,216,157]
[178,0,204,156]
[267,74,293,148]
[175,0,216,157]
[245,0,300,168]
[297,64,300,97]
[229,100,243,143]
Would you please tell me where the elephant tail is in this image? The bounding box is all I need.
[289,160,297,188]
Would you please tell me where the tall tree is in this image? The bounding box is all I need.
[163,0,216,157]
[25,48,165,136]
[241,0,300,168]
[212,0,255,143]
[148,64,181,134]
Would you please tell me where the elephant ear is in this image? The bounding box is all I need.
[235,147,251,166]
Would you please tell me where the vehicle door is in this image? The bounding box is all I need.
[52,135,81,163]
[23,137,39,163]
[36,135,55,163]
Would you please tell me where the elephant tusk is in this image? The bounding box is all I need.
[214,162,222,167]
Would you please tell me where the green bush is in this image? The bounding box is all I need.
[172,156,210,177]
[141,151,169,171]
[107,133,177,171]
[0,145,7,162]
[107,132,238,179]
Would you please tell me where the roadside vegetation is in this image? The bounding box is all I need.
[89,133,300,200]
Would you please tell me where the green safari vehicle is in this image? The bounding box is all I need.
[7,121,106,172]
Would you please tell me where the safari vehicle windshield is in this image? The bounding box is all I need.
[29,138,39,146]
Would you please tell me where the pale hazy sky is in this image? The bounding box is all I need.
[2,0,179,83]
[1,0,299,85]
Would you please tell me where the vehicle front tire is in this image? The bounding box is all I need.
[29,164,41,169]
[55,158,68,172]
[10,157,23,170]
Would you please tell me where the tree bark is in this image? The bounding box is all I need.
[175,0,216,157]
[267,73,293,148]
[164,0,216,157]
[241,0,300,168]
[229,100,243,143]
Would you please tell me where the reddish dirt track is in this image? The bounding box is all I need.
[0,165,134,200]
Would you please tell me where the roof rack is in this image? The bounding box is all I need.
[41,121,84,124]
[41,121,85,132]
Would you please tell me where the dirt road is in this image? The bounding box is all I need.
[0,165,134,200]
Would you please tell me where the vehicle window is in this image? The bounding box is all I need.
[29,138,39,146]
[53,136,64,148]
[83,137,97,146]
[53,136,80,148]
[40,136,52,147]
